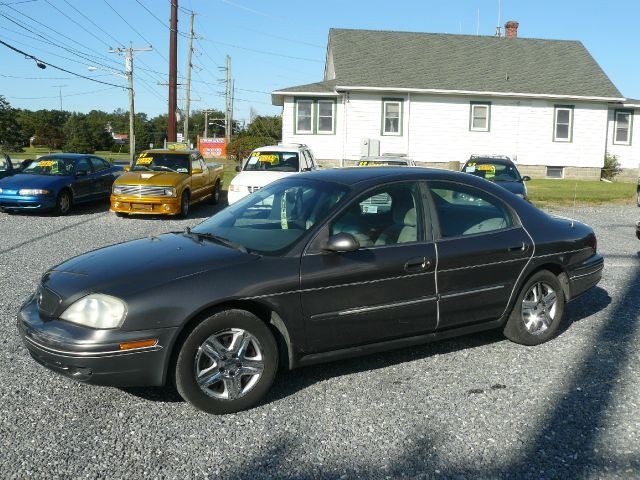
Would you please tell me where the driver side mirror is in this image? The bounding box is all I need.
[323,232,360,252]
[235,165,242,172]
[192,168,203,174]
[123,166,130,172]
[522,175,531,182]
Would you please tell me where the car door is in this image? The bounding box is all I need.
[89,157,112,197]
[427,180,533,330]
[71,157,95,201]
[190,154,207,200]
[300,181,438,353]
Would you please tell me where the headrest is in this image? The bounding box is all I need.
[403,207,417,227]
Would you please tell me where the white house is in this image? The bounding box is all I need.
[272,24,638,179]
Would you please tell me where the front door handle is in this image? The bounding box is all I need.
[508,243,529,252]
[404,256,431,272]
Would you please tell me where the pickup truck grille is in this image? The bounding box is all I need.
[115,185,169,197]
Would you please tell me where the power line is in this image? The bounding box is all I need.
[198,37,322,63]
[7,86,121,100]
[62,0,125,49]
[45,0,112,49]
[134,0,190,39]
[0,38,127,89]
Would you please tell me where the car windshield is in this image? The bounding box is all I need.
[131,152,190,173]
[193,178,349,255]
[0,156,9,171]
[463,161,521,182]
[21,157,75,176]
[358,159,408,166]
[243,151,299,172]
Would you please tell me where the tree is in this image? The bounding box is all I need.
[18,109,69,149]
[0,96,26,152]
[63,113,95,153]
[246,115,281,140]
[226,135,275,162]
[601,153,622,180]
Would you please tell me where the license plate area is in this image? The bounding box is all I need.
[131,203,152,211]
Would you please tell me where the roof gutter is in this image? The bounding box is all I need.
[335,85,625,103]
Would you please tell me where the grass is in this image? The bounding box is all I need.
[8,147,130,162]
[527,179,636,207]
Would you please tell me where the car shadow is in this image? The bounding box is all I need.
[3,199,111,217]
[119,286,610,408]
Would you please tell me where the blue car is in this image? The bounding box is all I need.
[461,155,531,199]
[0,154,123,215]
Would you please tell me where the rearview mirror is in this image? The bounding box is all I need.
[324,232,360,252]
[522,175,531,182]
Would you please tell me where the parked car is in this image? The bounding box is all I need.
[461,155,530,199]
[110,149,224,218]
[18,167,603,414]
[0,153,18,180]
[356,155,416,167]
[0,153,122,215]
[228,143,318,204]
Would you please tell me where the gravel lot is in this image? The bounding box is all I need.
[0,199,638,479]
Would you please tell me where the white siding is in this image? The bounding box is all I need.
[282,92,610,168]
[606,107,640,169]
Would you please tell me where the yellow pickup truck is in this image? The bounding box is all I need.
[110,149,224,217]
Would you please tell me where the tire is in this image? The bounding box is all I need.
[54,189,72,216]
[175,309,278,414]
[503,270,565,346]
[636,188,640,207]
[115,212,127,218]
[210,181,221,205]
[179,191,190,218]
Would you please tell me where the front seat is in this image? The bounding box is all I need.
[375,207,417,246]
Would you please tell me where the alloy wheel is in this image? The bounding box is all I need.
[194,328,265,400]
[521,281,557,335]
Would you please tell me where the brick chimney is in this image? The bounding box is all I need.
[505,21,519,38]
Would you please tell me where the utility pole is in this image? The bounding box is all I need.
[168,0,178,142]
[109,43,152,164]
[183,12,195,144]
[224,55,232,144]
[53,84,67,111]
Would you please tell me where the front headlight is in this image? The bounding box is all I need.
[59,294,127,329]
[229,184,246,193]
[160,187,176,197]
[19,189,49,195]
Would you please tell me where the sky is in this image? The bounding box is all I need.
[1,0,639,129]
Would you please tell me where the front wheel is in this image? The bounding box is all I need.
[179,191,190,218]
[175,309,278,414]
[503,270,565,346]
[54,190,72,216]
[210,181,221,205]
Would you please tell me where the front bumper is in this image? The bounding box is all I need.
[17,296,179,387]
[567,254,604,300]
[0,193,56,211]
[110,194,180,215]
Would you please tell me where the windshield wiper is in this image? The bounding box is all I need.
[182,227,248,253]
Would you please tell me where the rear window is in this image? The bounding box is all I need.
[463,161,520,182]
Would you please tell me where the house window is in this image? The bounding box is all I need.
[554,105,574,142]
[382,99,403,136]
[295,100,313,134]
[546,166,564,178]
[614,110,632,145]
[470,102,491,132]
[317,100,335,134]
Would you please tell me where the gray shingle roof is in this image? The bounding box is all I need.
[273,28,623,102]
[328,28,621,99]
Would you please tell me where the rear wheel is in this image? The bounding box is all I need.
[175,309,278,414]
[210,181,221,205]
[179,191,190,218]
[54,190,72,216]
[503,270,565,346]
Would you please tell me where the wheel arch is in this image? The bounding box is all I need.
[164,299,295,386]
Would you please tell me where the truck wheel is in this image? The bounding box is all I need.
[174,309,279,414]
[179,191,190,218]
[210,181,221,205]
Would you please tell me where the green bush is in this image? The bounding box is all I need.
[601,153,622,180]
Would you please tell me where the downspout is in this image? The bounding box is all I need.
[341,92,348,167]
[406,92,411,156]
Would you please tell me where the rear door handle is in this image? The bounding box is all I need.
[404,256,431,272]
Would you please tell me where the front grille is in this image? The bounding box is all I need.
[115,185,169,197]
[37,286,61,317]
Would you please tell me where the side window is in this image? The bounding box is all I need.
[90,157,108,172]
[330,182,423,247]
[429,182,513,238]
[75,158,92,174]
[191,157,200,172]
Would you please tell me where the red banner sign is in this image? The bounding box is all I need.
[200,138,226,158]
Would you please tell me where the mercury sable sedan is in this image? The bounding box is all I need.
[18,167,603,414]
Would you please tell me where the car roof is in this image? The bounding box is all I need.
[360,156,411,162]
[466,157,515,166]
[141,149,197,155]
[253,144,305,153]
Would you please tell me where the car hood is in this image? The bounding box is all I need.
[230,170,295,188]
[43,232,259,300]
[115,171,186,186]
[0,173,68,190]
[491,180,525,196]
